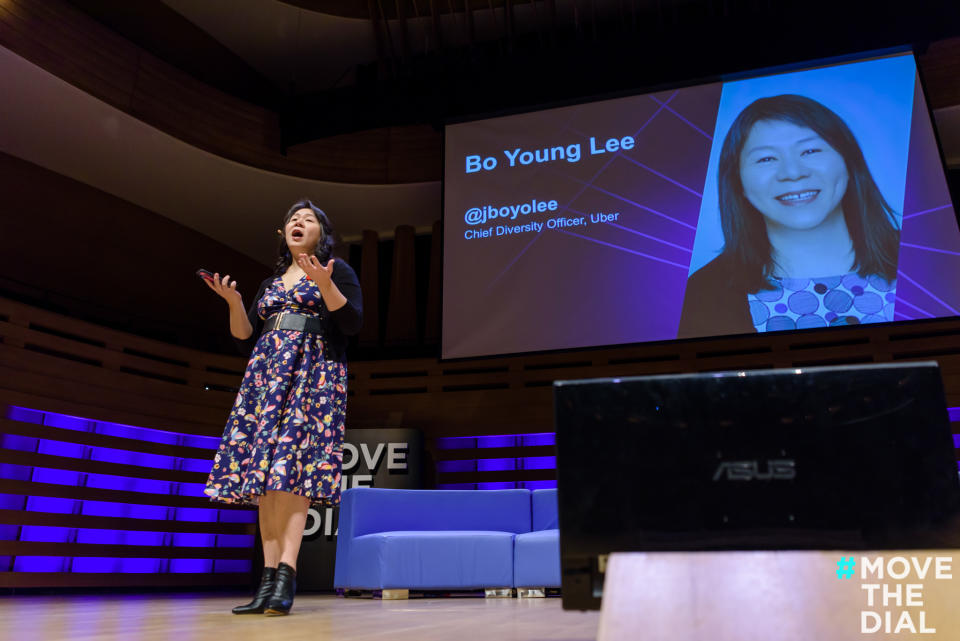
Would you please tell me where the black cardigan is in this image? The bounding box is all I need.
[676,253,756,339]
[234,258,363,362]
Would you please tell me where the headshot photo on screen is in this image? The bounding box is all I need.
[677,55,915,339]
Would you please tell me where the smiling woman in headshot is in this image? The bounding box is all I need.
[677,94,901,339]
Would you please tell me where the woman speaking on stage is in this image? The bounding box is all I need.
[202,198,363,615]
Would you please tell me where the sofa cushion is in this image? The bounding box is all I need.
[513,529,561,588]
[346,530,515,589]
[345,488,532,536]
[531,488,559,531]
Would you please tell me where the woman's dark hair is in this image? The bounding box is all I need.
[273,198,336,276]
[717,94,900,292]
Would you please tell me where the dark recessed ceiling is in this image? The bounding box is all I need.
[66,0,280,108]
[69,0,960,146]
[277,0,568,20]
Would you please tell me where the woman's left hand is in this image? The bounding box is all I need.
[297,254,335,289]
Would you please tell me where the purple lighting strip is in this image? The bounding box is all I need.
[0,406,253,574]
[435,433,558,490]
[437,409,960,489]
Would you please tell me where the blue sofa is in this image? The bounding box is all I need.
[334,487,562,595]
[513,488,561,590]
[334,487,532,592]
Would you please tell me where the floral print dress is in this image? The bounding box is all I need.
[205,275,347,507]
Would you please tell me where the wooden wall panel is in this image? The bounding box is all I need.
[424,220,443,344]
[285,129,391,184]
[0,298,238,436]
[0,0,442,184]
[358,230,381,345]
[2,295,960,499]
[344,321,960,441]
[920,37,960,109]
[0,388,215,439]
[385,125,443,184]
[8,289,956,443]
[0,152,270,354]
[6,293,958,434]
[129,54,282,158]
[0,0,139,110]
[384,225,418,344]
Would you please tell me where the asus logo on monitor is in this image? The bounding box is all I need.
[712,460,797,481]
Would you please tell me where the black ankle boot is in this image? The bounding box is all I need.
[264,562,296,616]
[232,566,277,614]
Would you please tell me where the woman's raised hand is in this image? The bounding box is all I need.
[205,272,243,307]
[297,254,334,289]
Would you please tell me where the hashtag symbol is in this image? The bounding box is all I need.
[836,556,856,579]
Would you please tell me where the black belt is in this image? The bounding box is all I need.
[264,312,324,334]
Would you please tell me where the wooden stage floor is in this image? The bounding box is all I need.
[0,593,600,641]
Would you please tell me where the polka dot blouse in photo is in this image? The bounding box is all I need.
[748,273,896,333]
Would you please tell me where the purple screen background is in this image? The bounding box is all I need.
[897,75,960,323]
[442,57,959,359]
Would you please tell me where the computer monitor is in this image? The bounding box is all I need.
[554,362,960,610]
